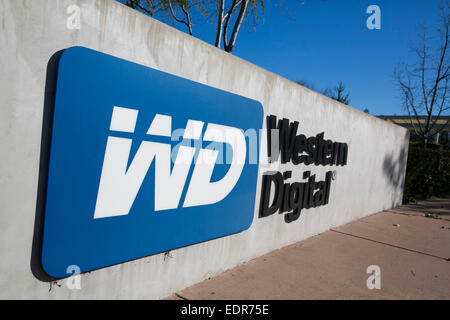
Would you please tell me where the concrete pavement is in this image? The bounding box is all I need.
[166,197,450,300]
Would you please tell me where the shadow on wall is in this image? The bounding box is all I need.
[30,50,66,283]
[382,132,410,208]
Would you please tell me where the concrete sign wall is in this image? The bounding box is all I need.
[0,0,409,299]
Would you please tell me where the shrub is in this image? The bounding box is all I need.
[403,144,450,203]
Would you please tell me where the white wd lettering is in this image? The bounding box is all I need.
[93,106,246,219]
[184,123,246,208]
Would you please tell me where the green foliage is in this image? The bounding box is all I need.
[403,144,450,203]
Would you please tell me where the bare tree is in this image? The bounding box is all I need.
[125,0,274,53]
[295,80,316,91]
[324,81,351,105]
[395,1,450,146]
[126,0,194,35]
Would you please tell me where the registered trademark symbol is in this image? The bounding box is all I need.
[332,171,337,180]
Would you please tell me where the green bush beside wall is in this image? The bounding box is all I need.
[403,143,450,203]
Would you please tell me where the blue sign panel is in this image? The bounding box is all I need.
[41,47,263,278]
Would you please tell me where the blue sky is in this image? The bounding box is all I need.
[117,0,443,116]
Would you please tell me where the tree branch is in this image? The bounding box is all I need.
[215,0,225,48]
[222,0,239,50]
[180,4,193,35]
[126,0,154,16]
[168,0,193,35]
[225,0,249,53]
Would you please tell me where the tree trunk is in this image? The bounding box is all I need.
[224,0,248,53]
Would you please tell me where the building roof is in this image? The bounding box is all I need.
[377,115,450,132]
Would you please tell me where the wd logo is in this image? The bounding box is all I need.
[94,107,247,218]
[41,47,263,278]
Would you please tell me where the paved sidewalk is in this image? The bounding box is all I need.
[166,197,450,300]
